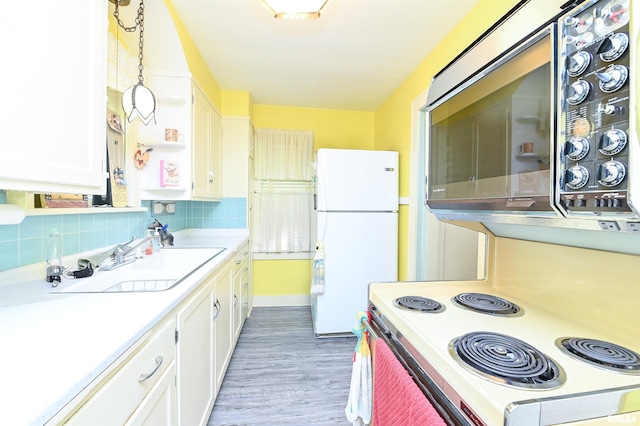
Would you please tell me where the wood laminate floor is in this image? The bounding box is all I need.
[208,306,357,425]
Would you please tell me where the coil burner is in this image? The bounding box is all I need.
[556,337,640,375]
[452,292,523,317]
[450,331,565,389]
[393,296,445,313]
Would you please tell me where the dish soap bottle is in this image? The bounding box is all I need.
[46,229,63,286]
[311,242,325,294]
[145,229,154,255]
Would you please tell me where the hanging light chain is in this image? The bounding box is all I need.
[112,0,146,83]
[137,5,145,83]
[113,0,143,32]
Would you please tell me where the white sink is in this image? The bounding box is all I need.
[51,247,225,294]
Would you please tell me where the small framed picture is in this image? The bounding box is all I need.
[40,194,89,208]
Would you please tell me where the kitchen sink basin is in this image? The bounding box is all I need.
[104,279,178,292]
[51,247,225,294]
[51,270,184,293]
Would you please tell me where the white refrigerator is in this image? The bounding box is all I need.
[311,148,398,337]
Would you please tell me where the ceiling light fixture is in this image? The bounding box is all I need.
[259,0,330,20]
[113,0,157,125]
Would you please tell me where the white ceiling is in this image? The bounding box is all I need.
[169,0,481,111]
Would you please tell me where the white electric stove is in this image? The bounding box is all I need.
[368,280,640,426]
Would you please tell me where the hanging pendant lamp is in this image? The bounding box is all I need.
[114,0,156,125]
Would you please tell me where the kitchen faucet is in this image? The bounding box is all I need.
[101,235,156,271]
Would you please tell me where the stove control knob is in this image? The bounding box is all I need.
[599,129,628,155]
[597,103,623,115]
[595,65,628,93]
[566,51,591,77]
[565,165,589,189]
[565,136,590,161]
[564,16,580,27]
[597,33,629,62]
[565,80,590,105]
[597,160,626,187]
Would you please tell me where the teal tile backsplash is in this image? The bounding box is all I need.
[0,196,246,271]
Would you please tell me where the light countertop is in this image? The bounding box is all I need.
[0,228,249,426]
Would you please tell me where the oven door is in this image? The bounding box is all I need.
[426,24,557,217]
[368,304,477,426]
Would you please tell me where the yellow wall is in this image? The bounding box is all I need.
[251,104,375,297]
[253,105,374,150]
[163,0,222,111]
[373,0,520,279]
[164,0,521,298]
[253,259,311,297]
[222,90,253,118]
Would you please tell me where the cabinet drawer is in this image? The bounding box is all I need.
[241,245,250,264]
[233,243,249,275]
[66,316,176,425]
[232,250,243,275]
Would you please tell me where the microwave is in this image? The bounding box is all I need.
[424,0,638,223]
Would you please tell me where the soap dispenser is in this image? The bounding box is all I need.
[46,229,63,286]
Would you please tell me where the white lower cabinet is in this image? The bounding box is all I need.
[127,361,177,426]
[57,245,250,426]
[176,277,215,426]
[232,243,250,343]
[65,316,177,425]
[214,261,233,393]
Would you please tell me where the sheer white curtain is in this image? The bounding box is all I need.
[253,129,314,253]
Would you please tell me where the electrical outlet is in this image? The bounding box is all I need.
[152,202,164,215]
[598,220,619,231]
[151,201,176,215]
[622,222,640,233]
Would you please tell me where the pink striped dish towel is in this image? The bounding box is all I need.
[372,339,446,426]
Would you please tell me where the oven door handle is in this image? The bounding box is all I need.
[361,317,380,340]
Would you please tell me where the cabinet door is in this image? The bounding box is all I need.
[0,0,107,194]
[191,85,212,199]
[241,266,250,324]
[176,281,214,426]
[66,317,176,426]
[126,361,177,426]
[233,269,242,343]
[214,262,233,392]
[191,84,222,200]
[209,105,222,199]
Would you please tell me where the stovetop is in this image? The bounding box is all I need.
[369,280,640,425]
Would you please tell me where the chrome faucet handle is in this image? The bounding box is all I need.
[114,246,125,264]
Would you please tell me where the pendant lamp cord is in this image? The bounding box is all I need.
[113,0,146,84]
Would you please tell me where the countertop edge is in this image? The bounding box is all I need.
[0,229,249,425]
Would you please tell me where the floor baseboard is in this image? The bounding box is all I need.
[252,294,310,307]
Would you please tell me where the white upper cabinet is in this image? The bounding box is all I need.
[136,74,222,201]
[0,0,107,194]
[129,0,221,201]
[192,84,222,201]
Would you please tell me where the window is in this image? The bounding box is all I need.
[252,129,314,253]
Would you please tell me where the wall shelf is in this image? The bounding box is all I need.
[24,207,148,217]
[138,141,185,149]
[140,187,187,192]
